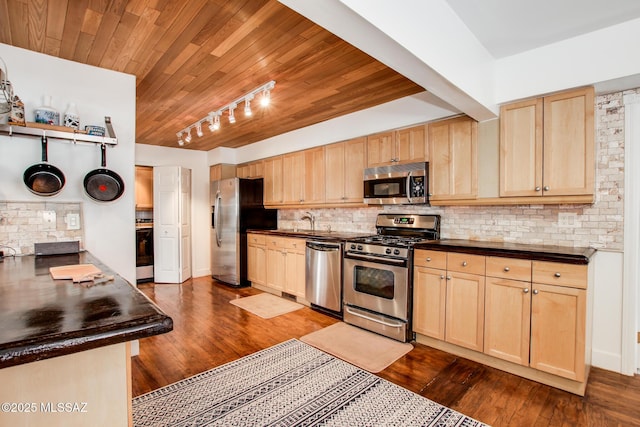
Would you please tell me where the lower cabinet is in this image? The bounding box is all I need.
[248,234,306,299]
[413,250,592,395]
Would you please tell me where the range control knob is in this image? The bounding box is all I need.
[393,249,400,255]
[350,244,356,250]
[357,245,363,251]
[385,248,392,255]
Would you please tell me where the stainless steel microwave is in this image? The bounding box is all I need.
[363,162,429,205]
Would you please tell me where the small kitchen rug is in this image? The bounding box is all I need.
[300,322,413,373]
[132,339,488,427]
[230,292,304,319]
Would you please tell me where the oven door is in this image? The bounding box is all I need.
[343,254,408,321]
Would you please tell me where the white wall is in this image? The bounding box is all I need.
[135,144,210,278]
[0,44,136,283]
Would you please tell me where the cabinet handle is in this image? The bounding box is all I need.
[446,275,451,280]
[504,266,510,272]
[535,186,541,192]
[533,289,539,295]
[440,274,445,280]
[544,186,550,191]
[523,288,529,293]
[462,261,467,267]
[554,272,561,278]
[426,257,432,262]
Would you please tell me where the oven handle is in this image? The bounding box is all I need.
[345,306,405,328]
[344,253,407,267]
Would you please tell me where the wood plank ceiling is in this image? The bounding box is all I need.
[0,0,423,151]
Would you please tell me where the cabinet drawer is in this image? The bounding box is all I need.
[414,250,446,269]
[266,237,286,249]
[447,252,485,275]
[486,256,531,281]
[247,234,266,246]
[532,261,587,289]
[284,238,305,251]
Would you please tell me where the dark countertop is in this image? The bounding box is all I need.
[247,229,372,241]
[414,239,596,265]
[0,252,173,369]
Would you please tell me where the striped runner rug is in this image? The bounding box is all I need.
[132,339,489,426]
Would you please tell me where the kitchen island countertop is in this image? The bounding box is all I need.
[414,239,596,264]
[0,252,172,369]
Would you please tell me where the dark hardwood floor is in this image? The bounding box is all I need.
[131,277,640,426]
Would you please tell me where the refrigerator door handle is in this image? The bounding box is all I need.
[214,191,222,247]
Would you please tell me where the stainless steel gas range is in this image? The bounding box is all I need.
[343,213,440,342]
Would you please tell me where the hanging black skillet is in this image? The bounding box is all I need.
[23,136,66,196]
[84,144,125,202]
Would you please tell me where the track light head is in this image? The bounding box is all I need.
[244,97,252,117]
[196,123,203,137]
[185,130,192,143]
[260,89,271,107]
[228,103,237,124]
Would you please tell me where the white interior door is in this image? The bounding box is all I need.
[179,167,192,282]
[154,166,181,283]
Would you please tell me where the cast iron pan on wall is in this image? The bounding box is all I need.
[23,136,66,196]
[84,144,125,202]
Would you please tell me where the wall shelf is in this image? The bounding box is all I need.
[0,116,117,145]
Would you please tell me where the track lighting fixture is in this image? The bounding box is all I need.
[176,80,275,146]
[228,103,236,124]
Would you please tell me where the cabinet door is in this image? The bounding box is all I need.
[247,244,266,285]
[396,125,427,164]
[135,166,153,209]
[484,278,531,365]
[343,137,366,202]
[445,271,485,351]
[303,147,325,204]
[282,152,305,204]
[429,116,477,200]
[366,131,395,167]
[263,156,283,205]
[543,87,595,196]
[325,141,346,203]
[413,266,446,340]
[499,98,543,197]
[530,283,586,381]
[266,247,285,291]
[285,248,306,298]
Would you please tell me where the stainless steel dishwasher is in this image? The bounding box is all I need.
[305,240,342,317]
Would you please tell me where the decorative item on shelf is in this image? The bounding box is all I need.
[63,102,80,130]
[85,125,105,136]
[34,95,60,126]
[9,95,25,126]
[176,80,275,146]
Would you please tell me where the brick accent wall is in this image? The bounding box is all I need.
[279,89,634,251]
[0,202,83,255]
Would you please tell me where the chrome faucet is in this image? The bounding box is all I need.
[300,211,315,231]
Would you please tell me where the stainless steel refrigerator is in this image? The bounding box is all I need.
[211,178,277,287]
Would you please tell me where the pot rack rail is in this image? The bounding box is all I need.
[0,116,117,145]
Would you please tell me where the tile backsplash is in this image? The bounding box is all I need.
[278,88,632,251]
[0,201,83,255]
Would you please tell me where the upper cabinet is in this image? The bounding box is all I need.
[366,125,428,167]
[210,164,236,182]
[263,156,284,205]
[236,160,264,179]
[428,116,478,201]
[135,166,153,209]
[325,137,366,204]
[264,147,326,207]
[500,87,594,198]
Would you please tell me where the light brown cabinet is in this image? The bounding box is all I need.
[499,86,594,198]
[247,233,267,286]
[135,166,153,209]
[414,250,592,394]
[282,152,305,204]
[302,147,326,204]
[325,137,366,204]
[236,160,264,179]
[412,250,485,351]
[366,125,427,167]
[428,116,477,201]
[253,235,306,298]
[263,156,284,205]
[444,253,485,351]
